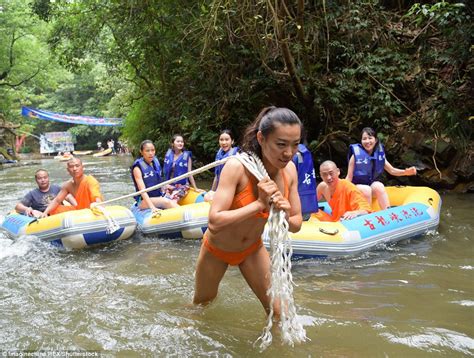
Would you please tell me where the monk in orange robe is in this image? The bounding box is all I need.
[313,160,371,222]
[41,157,103,217]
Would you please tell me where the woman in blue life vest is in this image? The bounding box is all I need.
[163,134,198,201]
[346,127,417,210]
[131,140,178,214]
[292,143,318,216]
[204,129,239,202]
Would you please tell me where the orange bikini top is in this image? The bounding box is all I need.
[230,170,289,218]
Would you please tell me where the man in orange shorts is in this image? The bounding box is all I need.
[40,157,103,217]
[314,160,371,222]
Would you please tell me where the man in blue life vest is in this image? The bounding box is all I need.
[292,143,318,218]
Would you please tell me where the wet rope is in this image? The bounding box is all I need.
[91,205,120,234]
[235,152,306,350]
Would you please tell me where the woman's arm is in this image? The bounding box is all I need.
[187,157,197,189]
[208,159,272,232]
[132,166,157,210]
[384,160,417,176]
[346,155,355,181]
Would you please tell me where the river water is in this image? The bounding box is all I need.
[0,156,472,356]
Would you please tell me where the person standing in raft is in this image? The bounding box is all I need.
[315,160,372,221]
[346,127,417,210]
[15,169,77,218]
[40,157,103,217]
[193,107,303,315]
[163,134,198,201]
[292,143,318,219]
[203,129,239,202]
[131,140,178,214]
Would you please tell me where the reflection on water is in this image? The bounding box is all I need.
[0,156,473,355]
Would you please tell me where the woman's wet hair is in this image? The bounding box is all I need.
[139,139,154,152]
[361,127,377,140]
[241,106,302,157]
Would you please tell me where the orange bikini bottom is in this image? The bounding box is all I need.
[202,233,263,266]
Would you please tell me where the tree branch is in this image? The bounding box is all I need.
[0,66,42,88]
[267,0,309,104]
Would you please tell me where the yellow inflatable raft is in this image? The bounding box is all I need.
[0,206,137,249]
[73,150,93,156]
[132,186,441,258]
[132,188,209,238]
[93,148,112,157]
[54,154,74,161]
[278,186,442,258]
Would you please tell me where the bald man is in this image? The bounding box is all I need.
[40,157,103,217]
[315,160,371,221]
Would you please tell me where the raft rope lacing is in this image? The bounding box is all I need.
[93,152,306,349]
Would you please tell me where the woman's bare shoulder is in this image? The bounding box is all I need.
[284,160,298,182]
[224,157,245,172]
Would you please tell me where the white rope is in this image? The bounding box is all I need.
[235,152,307,351]
[91,157,231,207]
[91,205,120,234]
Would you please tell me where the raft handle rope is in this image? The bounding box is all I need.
[91,205,120,234]
[28,218,39,226]
[319,227,339,235]
[236,152,307,351]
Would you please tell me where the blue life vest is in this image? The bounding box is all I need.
[348,143,386,185]
[163,149,192,185]
[214,146,239,187]
[292,144,318,215]
[131,157,163,201]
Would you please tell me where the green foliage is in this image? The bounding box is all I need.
[2,0,469,162]
[0,0,67,123]
[19,146,32,153]
[403,1,472,146]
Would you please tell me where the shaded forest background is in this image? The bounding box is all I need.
[0,0,472,190]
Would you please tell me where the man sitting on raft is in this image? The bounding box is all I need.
[315,160,372,221]
[15,169,77,218]
[40,157,103,217]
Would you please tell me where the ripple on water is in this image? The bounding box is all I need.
[450,300,474,307]
[381,327,474,355]
[0,236,51,260]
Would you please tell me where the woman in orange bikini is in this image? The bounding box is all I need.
[193,107,303,315]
